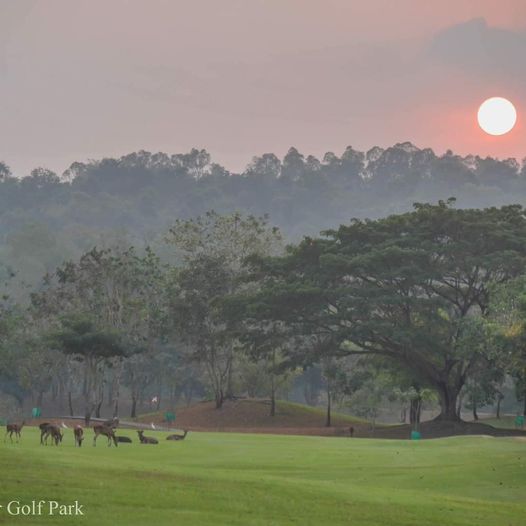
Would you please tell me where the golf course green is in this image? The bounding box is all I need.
[1,428,524,525]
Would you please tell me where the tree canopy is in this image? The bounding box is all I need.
[244,202,526,420]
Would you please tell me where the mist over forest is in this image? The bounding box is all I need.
[1,141,526,300]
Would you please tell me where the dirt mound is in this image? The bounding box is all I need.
[136,399,526,439]
[137,399,361,436]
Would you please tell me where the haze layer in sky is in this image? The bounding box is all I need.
[1,0,525,176]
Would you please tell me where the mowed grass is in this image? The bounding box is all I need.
[0,428,525,526]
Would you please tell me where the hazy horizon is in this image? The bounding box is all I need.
[1,0,525,176]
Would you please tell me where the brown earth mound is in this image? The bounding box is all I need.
[138,399,360,436]
[137,399,526,439]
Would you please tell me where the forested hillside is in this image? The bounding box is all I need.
[1,142,525,298]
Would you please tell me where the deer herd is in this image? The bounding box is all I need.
[4,418,188,447]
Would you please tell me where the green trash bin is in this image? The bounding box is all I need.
[411,430,422,440]
[32,407,41,418]
[164,412,176,423]
[515,415,525,428]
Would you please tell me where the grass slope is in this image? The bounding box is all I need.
[1,428,525,526]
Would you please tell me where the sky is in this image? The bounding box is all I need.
[1,0,525,176]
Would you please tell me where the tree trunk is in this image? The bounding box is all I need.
[95,399,103,419]
[456,391,464,419]
[225,361,234,400]
[57,378,65,411]
[131,396,137,419]
[113,361,122,418]
[215,390,224,409]
[434,383,461,422]
[84,396,93,425]
[156,396,161,412]
[270,351,277,417]
[169,385,176,411]
[107,375,114,408]
[84,404,93,426]
[472,401,478,421]
[496,395,502,419]
[184,384,193,407]
[409,398,421,425]
[95,380,104,418]
[325,384,331,427]
[68,391,74,417]
[84,356,96,425]
[270,374,276,417]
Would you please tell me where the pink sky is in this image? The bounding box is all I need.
[1,0,525,176]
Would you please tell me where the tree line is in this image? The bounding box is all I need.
[1,204,526,424]
[2,142,526,306]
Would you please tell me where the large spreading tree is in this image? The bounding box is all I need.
[247,201,526,421]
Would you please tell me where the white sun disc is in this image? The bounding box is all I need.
[477,97,517,136]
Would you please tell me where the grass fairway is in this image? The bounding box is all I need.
[1,428,525,525]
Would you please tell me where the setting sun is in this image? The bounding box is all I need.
[477,97,517,136]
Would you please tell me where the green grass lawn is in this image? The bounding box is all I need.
[1,428,524,526]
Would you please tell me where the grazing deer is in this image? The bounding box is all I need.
[39,422,63,445]
[73,425,84,447]
[5,421,25,443]
[39,422,52,445]
[44,425,63,446]
[93,424,118,447]
[137,430,158,444]
[116,435,132,443]
[166,430,188,441]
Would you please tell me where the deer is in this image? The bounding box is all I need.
[43,424,63,446]
[39,422,63,445]
[93,424,118,447]
[116,435,132,443]
[103,417,119,429]
[166,430,188,441]
[137,430,158,444]
[5,421,25,443]
[73,425,84,447]
[39,422,52,445]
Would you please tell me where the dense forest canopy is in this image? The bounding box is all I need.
[1,142,526,300]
